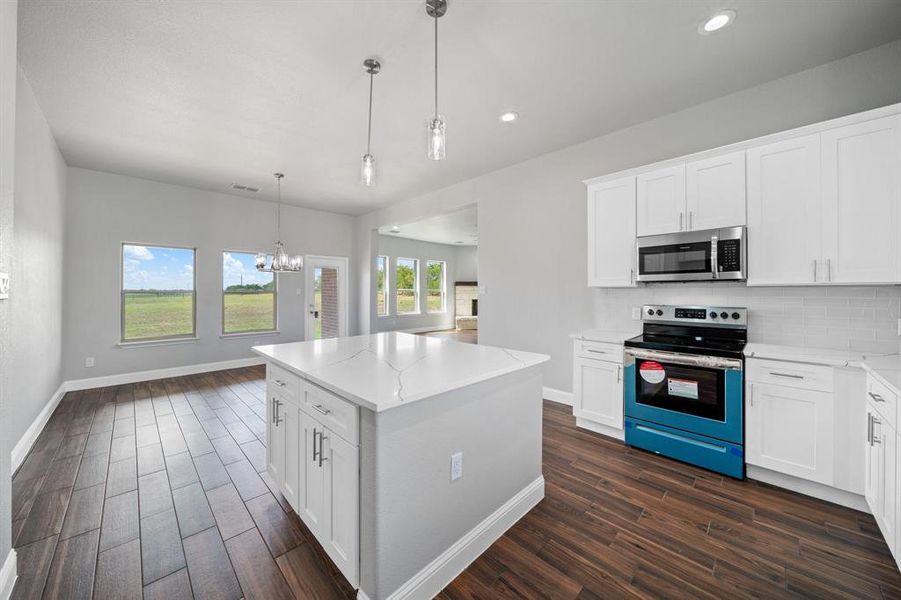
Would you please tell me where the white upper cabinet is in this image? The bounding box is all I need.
[587,176,636,287]
[686,150,746,231]
[821,115,901,284]
[637,165,685,236]
[747,135,822,285]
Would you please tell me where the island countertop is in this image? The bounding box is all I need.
[252,332,550,412]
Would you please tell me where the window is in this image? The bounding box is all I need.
[222,251,277,334]
[396,257,419,314]
[427,260,446,313]
[376,255,388,317]
[121,243,196,341]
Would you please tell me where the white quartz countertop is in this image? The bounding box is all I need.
[252,332,549,412]
[744,342,901,396]
[570,329,639,344]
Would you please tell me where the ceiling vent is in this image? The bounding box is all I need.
[231,183,260,192]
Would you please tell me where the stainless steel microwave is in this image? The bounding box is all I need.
[636,227,746,282]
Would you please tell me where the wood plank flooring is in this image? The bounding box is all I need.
[10,366,901,599]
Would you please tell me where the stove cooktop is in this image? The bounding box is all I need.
[626,304,748,359]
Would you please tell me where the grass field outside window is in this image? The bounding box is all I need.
[121,244,196,341]
[222,251,276,334]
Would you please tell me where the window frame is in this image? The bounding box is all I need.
[221,249,279,336]
[376,255,389,317]
[395,257,420,315]
[426,259,447,314]
[120,242,197,343]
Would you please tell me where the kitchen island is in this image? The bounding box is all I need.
[252,332,549,600]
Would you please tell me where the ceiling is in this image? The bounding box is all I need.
[17,1,901,216]
[379,205,478,246]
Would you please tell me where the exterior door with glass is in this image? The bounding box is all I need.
[304,256,349,341]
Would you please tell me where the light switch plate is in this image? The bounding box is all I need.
[450,452,463,481]
[0,272,8,300]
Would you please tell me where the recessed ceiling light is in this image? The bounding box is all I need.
[699,10,735,34]
[389,225,400,233]
[499,111,519,123]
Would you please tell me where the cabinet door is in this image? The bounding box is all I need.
[637,165,686,236]
[822,115,901,283]
[282,401,301,511]
[322,431,359,587]
[746,383,834,485]
[298,411,327,540]
[266,393,286,487]
[573,357,623,430]
[587,177,636,287]
[747,135,822,285]
[865,407,880,517]
[879,423,896,557]
[686,150,746,231]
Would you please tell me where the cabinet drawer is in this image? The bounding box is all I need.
[747,359,833,392]
[867,375,898,429]
[302,382,359,446]
[575,340,623,362]
[268,363,301,401]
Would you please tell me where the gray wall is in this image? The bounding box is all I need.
[356,40,901,392]
[454,245,477,282]
[374,235,461,333]
[10,68,67,449]
[0,0,17,577]
[63,168,356,381]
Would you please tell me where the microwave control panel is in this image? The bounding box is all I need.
[717,238,741,272]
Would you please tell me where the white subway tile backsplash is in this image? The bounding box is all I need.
[593,283,901,354]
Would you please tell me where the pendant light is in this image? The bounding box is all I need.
[426,0,447,160]
[255,173,303,272]
[361,58,381,186]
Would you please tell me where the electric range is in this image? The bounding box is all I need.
[623,305,748,478]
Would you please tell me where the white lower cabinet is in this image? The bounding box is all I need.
[267,365,360,588]
[572,340,624,436]
[746,382,834,485]
[865,385,899,562]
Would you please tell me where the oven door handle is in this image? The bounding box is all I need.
[623,347,742,371]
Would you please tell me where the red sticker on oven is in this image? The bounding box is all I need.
[639,361,666,384]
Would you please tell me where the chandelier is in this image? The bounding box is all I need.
[255,173,303,272]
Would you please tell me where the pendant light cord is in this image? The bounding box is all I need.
[367,71,374,154]
[433,11,439,118]
[276,174,282,242]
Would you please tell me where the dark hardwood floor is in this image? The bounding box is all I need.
[10,366,900,599]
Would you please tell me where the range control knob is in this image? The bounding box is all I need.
[709,311,718,319]
[647,309,654,316]
[655,309,663,316]
[720,312,729,319]
[731,312,741,320]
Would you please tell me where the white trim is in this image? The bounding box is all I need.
[747,465,869,513]
[65,357,265,392]
[583,101,901,186]
[304,255,350,341]
[575,417,626,441]
[542,386,573,406]
[117,336,199,348]
[0,550,16,600]
[219,330,280,339]
[356,591,372,600]
[384,476,544,600]
[11,383,67,472]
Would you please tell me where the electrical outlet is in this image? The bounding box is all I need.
[451,452,463,481]
[631,306,641,320]
[85,357,95,368]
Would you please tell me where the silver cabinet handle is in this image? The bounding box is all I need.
[274,399,283,425]
[868,391,886,403]
[769,372,804,380]
[689,211,693,230]
[616,365,621,383]
[867,413,873,445]
[271,397,277,424]
[679,212,684,231]
[826,258,832,282]
[312,404,332,416]
[813,260,817,282]
[318,433,328,467]
[312,428,320,462]
[273,379,287,388]
[586,348,609,355]
[749,383,754,407]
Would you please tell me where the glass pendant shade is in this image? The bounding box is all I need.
[427,115,446,160]
[361,153,376,186]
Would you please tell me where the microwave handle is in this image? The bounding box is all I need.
[710,235,719,279]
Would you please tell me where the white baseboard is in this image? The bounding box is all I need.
[747,465,869,513]
[575,417,625,441]
[11,382,67,473]
[384,476,544,600]
[65,357,265,391]
[0,550,16,600]
[356,591,372,600]
[12,357,265,473]
[542,386,573,406]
